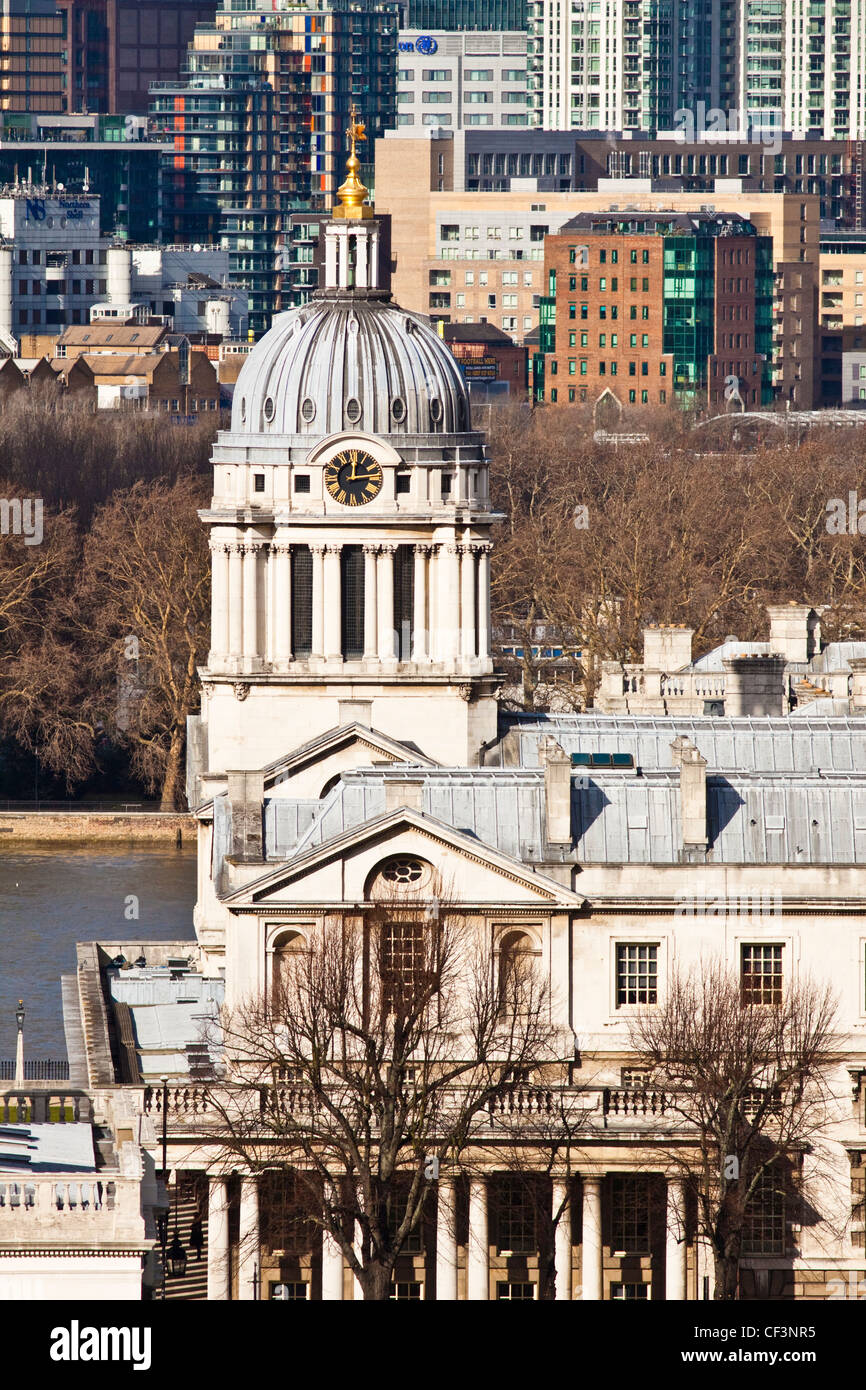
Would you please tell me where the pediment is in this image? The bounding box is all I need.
[222,807,584,911]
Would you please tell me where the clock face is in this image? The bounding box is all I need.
[324,448,383,506]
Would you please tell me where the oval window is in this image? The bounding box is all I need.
[301,397,316,423]
[429,397,442,424]
[391,397,406,423]
[346,397,362,424]
[263,396,275,422]
[240,397,247,422]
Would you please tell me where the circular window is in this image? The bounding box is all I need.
[381,857,425,884]
[346,397,362,424]
[240,397,247,422]
[301,397,316,423]
[263,396,275,423]
[429,397,442,423]
[391,397,406,423]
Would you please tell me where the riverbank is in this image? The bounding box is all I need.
[0,812,195,844]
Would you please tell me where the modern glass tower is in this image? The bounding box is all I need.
[150,0,399,336]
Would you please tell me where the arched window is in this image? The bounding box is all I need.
[497,930,538,1009]
[271,930,306,1013]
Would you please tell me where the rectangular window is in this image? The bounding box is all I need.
[391,1282,423,1300]
[381,918,425,1012]
[291,545,312,656]
[743,1169,785,1255]
[496,1282,536,1300]
[253,473,265,493]
[610,1175,650,1253]
[611,1283,649,1300]
[741,944,783,1005]
[616,944,658,1005]
[496,1180,536,1254]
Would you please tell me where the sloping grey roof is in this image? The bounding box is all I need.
[0,1123,95,1173]
[263,765,866,867]
[691,640,772,670]
[497,714,866,774]
[107,967,224,1081]
[811,641,866,673]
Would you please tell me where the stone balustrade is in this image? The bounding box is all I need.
[0,1173,146,1246]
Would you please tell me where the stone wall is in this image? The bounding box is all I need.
[0,812,195,844]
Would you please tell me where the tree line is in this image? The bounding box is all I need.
[3,399,866,805]
[488,403,866,707]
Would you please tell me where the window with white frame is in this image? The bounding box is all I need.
[620,1067,651,1090]
[741,944,783,1005]
[610,1282,649,1300]
[270,1282,309,1300]
[496,1281,537,1300]
[391,1281,423,1299]
[616,943,658,1005]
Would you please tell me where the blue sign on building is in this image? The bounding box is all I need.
[398,35,439,53]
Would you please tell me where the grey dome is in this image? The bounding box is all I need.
[231,294,471,437]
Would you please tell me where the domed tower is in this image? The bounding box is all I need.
[197,112,500,777]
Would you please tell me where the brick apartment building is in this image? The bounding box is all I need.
[537,210,774,410]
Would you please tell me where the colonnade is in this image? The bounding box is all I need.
[205,1173,689,1301]
[209,534,492,667]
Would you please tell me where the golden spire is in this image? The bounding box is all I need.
[333,104,373,220]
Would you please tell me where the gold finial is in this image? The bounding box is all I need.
[333,103,373,220]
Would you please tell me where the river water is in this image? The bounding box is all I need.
[0,846,197,1060]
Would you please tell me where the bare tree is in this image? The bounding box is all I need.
[628,957,838,1300]
[5,476,210,808]
[202,895,565,1300]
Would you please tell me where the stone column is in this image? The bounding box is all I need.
[428,545,439,660]
[467,1177,488,1301]
[237,1176,260,1301]
[436,1178,458,1301]
[242,542,258,661]
[227,543,243,659]
[363,545,378,660]
[323,544,342,660]
[666,1178,687,1300]
[460,544,476,661]
[553,1179,572,1301]
[477,543,491,661]
[412,545,428,662]
[439,542,460,663]
[273,541,292,664]
[322,1230,344,1301]
[581,1177,603,1301]
[377,545,396,662]
[209,540,229,661]
[311,544,325,658]
[206,1176,230,1302]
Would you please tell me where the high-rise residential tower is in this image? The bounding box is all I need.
[150,0,400,335]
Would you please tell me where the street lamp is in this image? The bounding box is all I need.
[14,1000,24,1089]
[167,1232,188,1280]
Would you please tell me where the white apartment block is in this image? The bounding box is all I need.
[0,189,248,345]
[528,0,866,138]
[396,29,529,131]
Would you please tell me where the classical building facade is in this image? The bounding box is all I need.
[30,136,866,1304]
